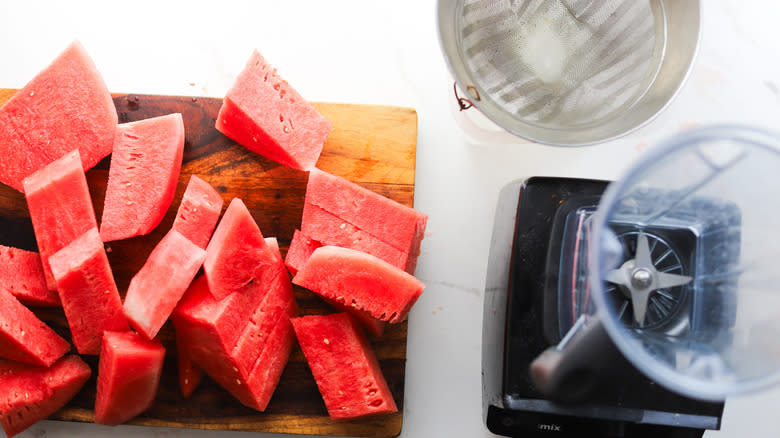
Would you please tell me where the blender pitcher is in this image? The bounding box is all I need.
[531,126,780,402]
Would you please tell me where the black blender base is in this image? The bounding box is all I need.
[482,177,723,438]
[486,406,707,438]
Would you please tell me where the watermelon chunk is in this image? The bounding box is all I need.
[48,228,128,355]
[322,296,386,338]
[305,169,427,262]
[0,244,59,307]
[172,276,264,362]
[100,113,185,242]
[291,313,397,420]
[174,239,296,411]
[301,203,410,271]
[0,40,117,192]
[204,198,272,300]
[94,331,166,426]
[0,355,91,438]
[176,328,204,399]
[172,175,224,249]
[284,229,321,276]
[0,289,70,367]
[23,149,99,290]
[292,246,424,324]
[215,50,331,171]
[123,230,207,340]
[230,238,296,380]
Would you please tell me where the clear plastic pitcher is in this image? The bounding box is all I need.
[588,125,780,401]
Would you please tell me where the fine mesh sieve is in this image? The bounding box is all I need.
[438,0,701,145]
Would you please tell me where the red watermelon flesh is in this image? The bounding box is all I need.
[231,238,296,378]
[292,246,424,324]
[291,313,397,420]
[284,229,321,276]
[172,276,264,359]
[123,230,207,340]
[173,280,264,410]
[0,355,91,438]
[0,244,59,307]
[0,40,117,193]
[176,328,204,399]
[204,198,273,300]
[172,175,224,249]
[305,169,427,257]
[48,228,128,355]
[23,149,99,291]
[301,203,410,272]
[100,113,185,242]
[0,289,70,367]
[94,331,165,426]
[323,296,385,338]
[245,314,296,411]
[215,50,331,171]
[175,239,296,411]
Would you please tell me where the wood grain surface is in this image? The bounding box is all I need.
[0,88,418,437]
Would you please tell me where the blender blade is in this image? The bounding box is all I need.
[606,232,692,326]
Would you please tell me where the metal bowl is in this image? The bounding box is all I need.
[437,0,701,146]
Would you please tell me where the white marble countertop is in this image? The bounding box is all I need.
[2,1,780,437]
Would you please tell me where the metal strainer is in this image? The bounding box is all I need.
[438,0,701,145]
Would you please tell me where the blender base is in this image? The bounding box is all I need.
[482,177,724,438]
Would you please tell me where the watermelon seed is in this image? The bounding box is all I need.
[367,388,377,395]
[233,366,239,372]
[126,201,133,206]
[340,223,347,230]
[283,126,290,134]
[323,338,330,345]
[236,379,242,385]
[370,400,383,407]
[20,330,24,336]
[273,83,281,92]
[184,378,189,385]
[338,390,344,396]
[29,91,34,97]
[280,114,284,122]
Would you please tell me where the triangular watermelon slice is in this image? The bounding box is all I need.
[301,202,410,271]
[292,246,424,324]
[215,50,331,171]
[0,244,59,307]
[0,289,70,367]
[94,331,166,426]
[123,230,207,340]
[0,40,117,192]
[291,313,397,420]
[304,169,427,270]
[23,149,99,291]
[48,228,129,355]
[174,239,296,411]
[286,231,385,336]
[0,355,91,438]
[100,113,185,242]
[203,198,273,300]
[171,175,224,249]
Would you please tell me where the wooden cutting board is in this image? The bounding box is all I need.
[0,88,417,437]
